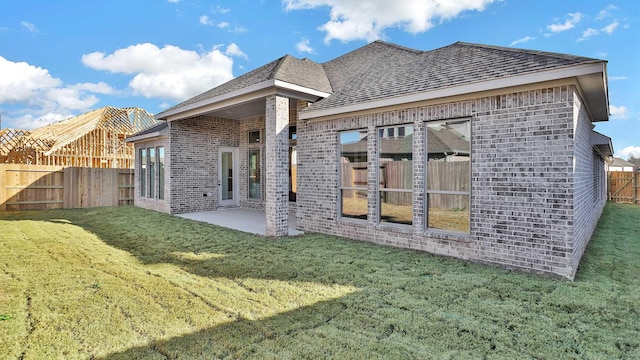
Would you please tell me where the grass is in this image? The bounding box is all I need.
[0,203,639,359]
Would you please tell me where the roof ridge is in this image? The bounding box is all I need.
[272,54,297,79]
[370,40,424,54]
[452,41,605,63]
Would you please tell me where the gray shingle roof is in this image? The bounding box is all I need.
[157,55,332,118]
[308,41,603,112]
[158,40,603,118]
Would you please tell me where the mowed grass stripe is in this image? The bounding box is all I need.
[0,203,638,359]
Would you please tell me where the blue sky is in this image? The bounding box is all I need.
[1,0,639,158]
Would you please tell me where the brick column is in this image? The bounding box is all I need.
[265,94,289,236]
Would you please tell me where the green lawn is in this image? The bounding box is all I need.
[1,203,638,359]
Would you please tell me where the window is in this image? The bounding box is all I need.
[289,125,297,140]
[378,125,413,225]
[425,120,470,233]
[139,146,164,200]
[340,130,368,220]
[140,149,146,197]
[158,147,165,200]
[148,148,155,198]
[248,149,260,199]
[248,130,260,143]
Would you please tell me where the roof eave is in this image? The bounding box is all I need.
[591,130,614,158]
[125,127,169,143]
[300,62,608,121]
[157,80,331,121]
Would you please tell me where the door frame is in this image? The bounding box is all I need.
[218,146,239,207]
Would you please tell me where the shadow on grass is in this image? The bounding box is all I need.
[97,296,412,359]
[2,204,639,359]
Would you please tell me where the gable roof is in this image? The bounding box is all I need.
[10,107,157,155]
[157,40,608,123]
[311,41,604,114]
[157,55,332,118]
[610,157,636,169]
[125,120,168,143]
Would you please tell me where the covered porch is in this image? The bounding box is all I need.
[176,208,303,236]
[154,55,332,237]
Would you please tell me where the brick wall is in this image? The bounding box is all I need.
[239,115,266,210]
[570,92,607,277]
[298,85,598,278]
[169,116,239,213]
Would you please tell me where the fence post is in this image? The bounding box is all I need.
[634,171,638,205]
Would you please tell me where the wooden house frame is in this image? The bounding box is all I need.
[0,107,158,168]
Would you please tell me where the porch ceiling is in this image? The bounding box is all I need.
[189,97,298,121]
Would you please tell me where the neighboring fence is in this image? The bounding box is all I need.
[608,171,640,205]
[0,164,134,211]
[340,160,470,208]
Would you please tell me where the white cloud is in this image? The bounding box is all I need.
[20,21,38,32]
[212,5,230,14]
[0,56,61,102]
[601,21,619,35]
[619,146,640,160]
[231,26,247,33]
[5,112,73,131]
[610,105,628,119]
[296,39,315,54]
[70,82,115,94]
[547,12,583,33]
[199,15,214,26]
[217,22,230,29]
[225,43,248,60]
[510,36,535,46]
[0,56,111,129]
[596,5,617,20]
[82,43,235,101]
[284,0,496,43]
[46,88,100,110]
[608,76,628,81]
[167,0,179,3]
[577,27,599,42]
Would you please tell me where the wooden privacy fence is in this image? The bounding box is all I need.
[608,171,639,205]
[0,164,134,211]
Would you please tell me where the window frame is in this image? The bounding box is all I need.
[157,146,165,200]
[424,118,471,234]
[338,129,369,221]
[248,148,261,199]
[139,148,146,198]
[377,124,414,226]
[148,148,155,198]
[139,146,165,200]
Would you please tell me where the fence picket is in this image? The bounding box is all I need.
[1,164,134,210]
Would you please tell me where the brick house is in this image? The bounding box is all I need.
[127,41,613,279]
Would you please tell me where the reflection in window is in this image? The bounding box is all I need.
[249,149,260,199]
[148,148,155,198]
[340,130,368,220]
[378,125,413,225]
[158,147,165,200]
[426,119,470,233]
[140,149,146,197]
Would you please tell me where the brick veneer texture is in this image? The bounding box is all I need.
[297,85,606,279]
[265,95,290,236]
[168,116,240,214]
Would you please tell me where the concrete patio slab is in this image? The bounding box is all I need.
[176,208,303,236]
